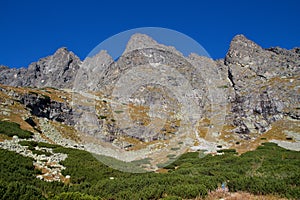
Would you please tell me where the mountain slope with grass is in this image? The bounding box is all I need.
[0,34,299,199]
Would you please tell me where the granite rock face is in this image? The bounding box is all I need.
[0,47,81,89]
[19,93,74,125]
[0,34,299,140]
[225,35,299,134]
[74,50,114,92]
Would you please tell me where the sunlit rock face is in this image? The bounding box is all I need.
[225,34,300,135]
[0,47,81,89]
[0,34,299,164]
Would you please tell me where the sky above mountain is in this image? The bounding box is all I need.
[0,0,299,68]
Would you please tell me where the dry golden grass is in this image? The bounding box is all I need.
[1,84,298,157]
[128,103,151,126]
[195,189,287,200]
[123,135,168,151]
[50,121,81,142]
[197,118,211,138]
[0,84,71,103]
[0,133,11,141]
[0,85,71,133]
[232,119,300,154]
[155,168,168,173]
[0,100,36,133]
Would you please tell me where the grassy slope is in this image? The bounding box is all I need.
[0,86,299,199]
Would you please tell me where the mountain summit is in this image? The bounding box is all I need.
[0,47,81,88]
[0,34,299,158]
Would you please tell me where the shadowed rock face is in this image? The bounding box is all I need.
[19,92,74,125]
[0,34,299,139]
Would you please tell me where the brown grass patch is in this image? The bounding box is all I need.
[232,119,300,154]
[196,189,287,200]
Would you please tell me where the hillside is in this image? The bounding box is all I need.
[0,33,299,199]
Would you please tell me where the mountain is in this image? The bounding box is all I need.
[225,35,300,134]
[0,47,81,88]
[0,33,300,200]
[0,34,299,170]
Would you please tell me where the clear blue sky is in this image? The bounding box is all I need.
[1,0,299,68]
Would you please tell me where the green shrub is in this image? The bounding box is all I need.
[166,184,207,199]
[1,140,300,199]
[161,196,182,200]
[19,141,38,148]
[217,149,237,154]
[31,150,52,156]
[0,121,33,139]
[37,142,61,149]
[51,192,98,200]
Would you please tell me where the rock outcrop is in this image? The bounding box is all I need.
[0,47,81,89]
[225,35,299,134]
[0,136,68,182]
[19,92,74,125]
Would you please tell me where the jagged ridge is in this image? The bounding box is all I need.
[0,33,299,146]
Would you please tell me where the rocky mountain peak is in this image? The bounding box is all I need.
[124,33,158,52]
[84,50,113,70]
[123,33,183,57]
[231,34,259,46]
[225,33,299,80]
[26,47,81,88]
[0,47,81,89]
[0,34,299,143]
[225,34,262,66]
[223,34,300,134]
[51,47,78,63]
[74,50,114,91]
[54,47,69,54]
[56,47,79,61]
